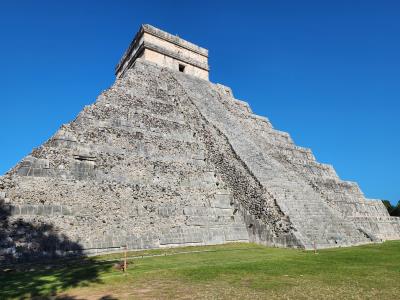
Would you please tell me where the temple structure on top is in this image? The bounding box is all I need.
[115,24,209,80]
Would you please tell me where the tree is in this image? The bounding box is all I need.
[382,200,400,217]
[391,201,400,217]
[382,200,394,214]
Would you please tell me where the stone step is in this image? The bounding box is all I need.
[74,116,196,143]
[87,95,185,123]
[47,140,207,165]
[174,73,372,248]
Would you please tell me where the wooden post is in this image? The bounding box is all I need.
[124,245,127,272]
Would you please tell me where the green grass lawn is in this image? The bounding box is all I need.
[1,241,399,299]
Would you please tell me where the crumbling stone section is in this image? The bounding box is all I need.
[1,25,399,260]
[159,69,298,247]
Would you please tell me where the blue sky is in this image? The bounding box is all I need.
[0,1,399,204]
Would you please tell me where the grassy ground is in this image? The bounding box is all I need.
[1,241,399,299]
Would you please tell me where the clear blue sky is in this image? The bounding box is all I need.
[0,1,399,204]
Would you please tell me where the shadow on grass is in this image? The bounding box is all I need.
[0,202,112,299]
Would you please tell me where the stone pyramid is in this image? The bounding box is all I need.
[1,25,399,259]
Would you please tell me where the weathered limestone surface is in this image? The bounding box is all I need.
[116,24,209,80]
[171,67,400,247]
[1,29,399,260]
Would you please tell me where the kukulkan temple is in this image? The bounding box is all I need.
[1,24,399,261]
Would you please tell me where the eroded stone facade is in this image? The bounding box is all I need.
[1,25,399,261]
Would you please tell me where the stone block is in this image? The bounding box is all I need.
[104,236,113,247]
[224,226,249,241]
[127,239,141,249]
[186,216,216,226]
[159,228,203,245]
[142,235,159,249]
[17,167,30,176]
[32,168,44,177]
[28,205,38,215]
[211,194,232,208]
[20,205,29,215]
[10,205,20,215]
[61,206,72,216]
[2,204,12,214]
[213,208,234,217]
[183,232,203,244]
[159,234,181,245]
[183,206,209,216]
[71,206,83,215]
[201,228,225,245]
[52,205,62,215]
[43,205,53,215]
[158,205,176,217]
[37,205,45,216]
